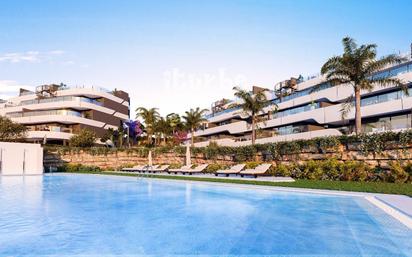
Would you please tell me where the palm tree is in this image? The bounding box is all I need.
[182,107,208,147]
[233,87,269,145]
[166,113,182,135]
[135,107,160,145]
[321,37,407,134]
[154,116,171,145]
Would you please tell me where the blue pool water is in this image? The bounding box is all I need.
[0,174,411,256]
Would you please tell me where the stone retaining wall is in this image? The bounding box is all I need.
[44,146,412,170]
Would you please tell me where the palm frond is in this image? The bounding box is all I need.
[340,95,354,120]
[321,56,342,75]
[370,77,408,95]
[342,37,357,55]
[365,54,407,76]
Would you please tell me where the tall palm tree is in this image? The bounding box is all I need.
[135,107,160,145]
[182,107,208,147]
[154,116,169,145]
[166,113,182,135]
[321,37,407,134]
[233,87,269,145]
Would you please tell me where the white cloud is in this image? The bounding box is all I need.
[0,51,40,63]
[0,80,34,100]
[0,50,65,63]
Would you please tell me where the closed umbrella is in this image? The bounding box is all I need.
[148,150,153,166]
[185,145,191,166]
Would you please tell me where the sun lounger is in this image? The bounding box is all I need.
[215,164,245,177]
[168,165,192,174]
[141,165,159,173]
[151,165,170,173]
[182,164,209,175]
[122,165,144,172]
[239,164,272,178]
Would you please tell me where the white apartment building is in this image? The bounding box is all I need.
[192,53,412,147]
[0,84,130,144]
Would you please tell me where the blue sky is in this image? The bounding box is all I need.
[0,0,411,116]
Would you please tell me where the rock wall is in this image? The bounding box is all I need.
[43,146,412,170]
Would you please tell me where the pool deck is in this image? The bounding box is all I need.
[111,170,296,182]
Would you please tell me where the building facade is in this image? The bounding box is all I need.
[192,54,412,147]
[0,84,130,144]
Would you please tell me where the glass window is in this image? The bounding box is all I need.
[391,115,409,130]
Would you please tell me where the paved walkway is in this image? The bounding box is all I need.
[376,195,412,218]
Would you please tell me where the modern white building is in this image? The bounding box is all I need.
[0,142,43,175]
[0,84,130,144]
[191,53,412,147]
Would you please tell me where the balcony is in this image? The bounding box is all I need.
[205,60,412,120]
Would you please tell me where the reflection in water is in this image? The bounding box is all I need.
[0,175,43,206]
[147,180,152,197]
[185,183,192,205]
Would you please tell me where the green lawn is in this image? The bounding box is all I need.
[65,171,412,196]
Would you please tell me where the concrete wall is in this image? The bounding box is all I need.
[0,142,43,175]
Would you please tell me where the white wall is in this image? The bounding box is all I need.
[0,142,43,175]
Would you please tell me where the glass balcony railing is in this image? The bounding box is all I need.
[18,96,103,107]
[8,109,82,118]
[60,85,112,94]
[272,102,320,119]
[360,86,412,107]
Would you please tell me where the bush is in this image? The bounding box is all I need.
[69,129,97,147]
[339,161,370,182]
[319,158,341,180]
[298,160,324,180]
[387,162,410,183]
[168,163,182,169]
[57,163,101,172]
[244,161,261,169]
[0,116,27,141]
[270,163,292,177]
[204,163,228,173]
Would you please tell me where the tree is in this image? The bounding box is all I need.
[100,128,115,146]
[182,107,208,147]
[233,86,270,145]
[69,129,96,147]
[166,113,182,135]
[135,107,160,145]
[154,116,169,145]
[320,37,407,134]
[0,116,27,141]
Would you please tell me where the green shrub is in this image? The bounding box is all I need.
[316,136,340,153]
[168,163,182,169]
[338,161,370,182]
[319,158,341,180]
[271,163,292,177]
[69,129,97,147]
[298,160,324,180]
[387,162,410,183]
[244,161,261,169]
[57,163,101,172]
[403,162,412,183]
[204,163,228,173]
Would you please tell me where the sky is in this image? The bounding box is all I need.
[0,0,411,117]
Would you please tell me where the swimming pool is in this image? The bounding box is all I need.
[0,174,410,256]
